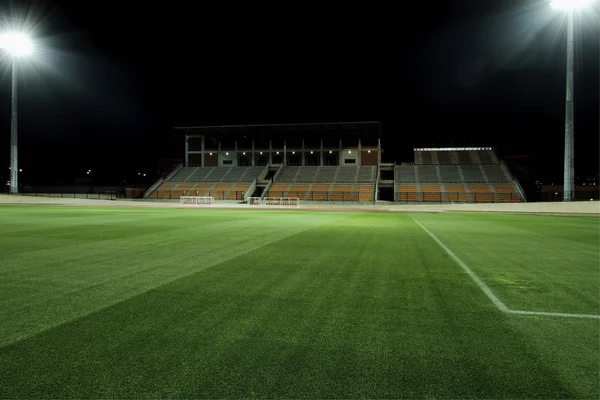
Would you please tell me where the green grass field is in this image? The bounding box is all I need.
[0,206,598,398]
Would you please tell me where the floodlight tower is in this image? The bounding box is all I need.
[0,32,33,194]
[550,0,596,201]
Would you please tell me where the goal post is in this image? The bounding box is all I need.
[180,196,215,206]
[247,197,300,207]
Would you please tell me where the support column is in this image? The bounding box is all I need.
[251,141,255,166]
[563,10,575,201]
[10,59,18,194]
[185,135,189,166]
[358,139,362,167]
[320,140,324,166]
[301,140,305,166]
[269,140,273,165]
[201,136,205,167]
[235,141,238,166]
[283,141,287,166]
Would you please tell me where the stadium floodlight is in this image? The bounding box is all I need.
[0,31,33,195]
[549,0,597,200]
[0,32,33,56]
[550,0,594,9]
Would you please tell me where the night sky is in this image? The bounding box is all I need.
[0,0,598,187]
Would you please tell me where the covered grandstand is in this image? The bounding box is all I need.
[144,123,525,203]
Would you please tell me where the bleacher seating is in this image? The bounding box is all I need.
[397,184,419,202]
[460,166,485,182]
[438,165,462,183]
[396,148,523,203]
[394,166,417,183]
[146,166,266,200]
[443,184,469,202]
[418,166,438,183]
[481,165,509,183]
[336,167,357,182]
[357,166,377,182]
[266,165,376,202]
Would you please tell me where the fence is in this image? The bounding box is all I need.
[266,191,372,202]
[537,190,599,202]
[396,192,521,203]
[145,190,247,201]
[19,192,121,200]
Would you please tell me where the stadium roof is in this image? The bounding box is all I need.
[174,122,380,139]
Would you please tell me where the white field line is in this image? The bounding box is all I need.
[410,215,600,320]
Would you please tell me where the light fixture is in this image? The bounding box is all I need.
[348,150,351,154]
[138,173,141,175]
[226,152,229,155]
[243,152,246,155]
[310,151,313,154]
[276,151,279,155]
[329,151,332,154]
[19,168,22,172]
[368,150,371,153]
[143,173,146,177]
[0,32,33,56]
[209,152,212,155]
[260,152,263,155]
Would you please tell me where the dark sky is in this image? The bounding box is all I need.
[0,0,598,185]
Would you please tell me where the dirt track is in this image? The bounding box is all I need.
[0,195,598,216]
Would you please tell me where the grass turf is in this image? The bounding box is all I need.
[0,206,598,398]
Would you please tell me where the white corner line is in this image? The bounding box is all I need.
[410,215,600,320]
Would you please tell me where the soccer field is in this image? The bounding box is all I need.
[0,206,598,398]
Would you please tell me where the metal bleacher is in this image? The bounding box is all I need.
[266,166,376,201]
[147,166,265,200]
[395,148,523,203]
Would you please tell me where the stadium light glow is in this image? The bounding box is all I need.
[276,151,279,155]
[0,32,33,56]
[225,152,228,155]
[329,151,332,154]
[550,0,594,9]
[310,151,313,154]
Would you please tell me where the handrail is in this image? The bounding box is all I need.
[142,163,183,199]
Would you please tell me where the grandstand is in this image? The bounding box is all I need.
[263,165,377,201]
[144,124,524,203]
[396,148,523,203]
[146,166,266,200]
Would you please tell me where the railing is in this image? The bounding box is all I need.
[145,190,246,201]
[536,190,599,202]
[269,191,373,202]
[396,191,521,203]
[19,192,121,200]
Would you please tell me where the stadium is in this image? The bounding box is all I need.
[144,122,526,205]
[1,0,599,397]
[0,120,598,398]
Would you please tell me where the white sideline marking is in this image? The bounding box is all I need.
[410,215,600,320]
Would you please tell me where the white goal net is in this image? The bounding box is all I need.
[248,197,300,207]
[180,196,215,206]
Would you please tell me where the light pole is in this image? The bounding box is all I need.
[550,0,595,201]
[0,32,33,194]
